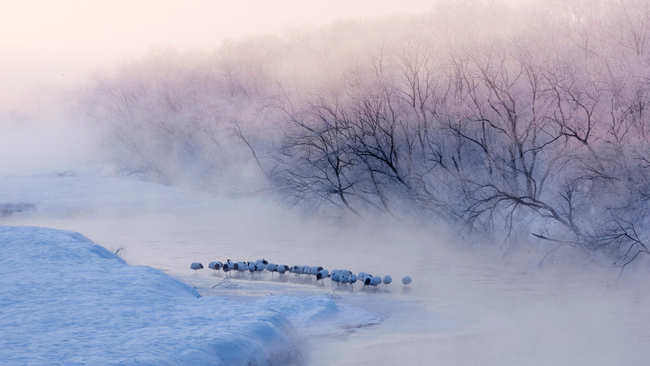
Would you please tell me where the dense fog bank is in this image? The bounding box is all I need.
[7,0,650,268]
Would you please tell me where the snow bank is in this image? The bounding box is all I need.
[0,226,346,365]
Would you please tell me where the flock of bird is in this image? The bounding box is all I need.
[190,259,412,290]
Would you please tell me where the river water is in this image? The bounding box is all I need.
[5,195,650,365]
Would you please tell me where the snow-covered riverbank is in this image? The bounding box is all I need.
[0,225,379,365]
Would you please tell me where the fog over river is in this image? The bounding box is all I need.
[3,187,648,365]
[3,0,650,364]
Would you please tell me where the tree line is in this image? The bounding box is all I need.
[79,0,650,265]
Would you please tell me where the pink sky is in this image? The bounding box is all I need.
[0,0,437,110]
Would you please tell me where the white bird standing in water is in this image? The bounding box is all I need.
[222,260,233,276]
[358,272,371,284]
[278,265,288,275]
[266,263,278,277]
[309,266,323,277]
[190,262,203,274]
[234,262,248,274]
[365,276,382,290]
[349,274,357,288]
[208,261,222,274]
[382,275,392,289]
[331,271,342,287]
[340,274,349,288]
[316,269,329,284]
[255,262,266,275]
[402,276,412,287]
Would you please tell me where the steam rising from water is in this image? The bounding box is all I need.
[2,0,650,364]
[4,198,650,365]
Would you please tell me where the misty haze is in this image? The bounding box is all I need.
[2,0,650,365]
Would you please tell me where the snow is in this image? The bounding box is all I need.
[0,225,377,365]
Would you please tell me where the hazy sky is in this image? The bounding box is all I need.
[0,0,436,110]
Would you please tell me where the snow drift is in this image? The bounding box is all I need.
[0,225,346,365]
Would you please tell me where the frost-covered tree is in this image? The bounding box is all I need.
[76,0,650,265]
